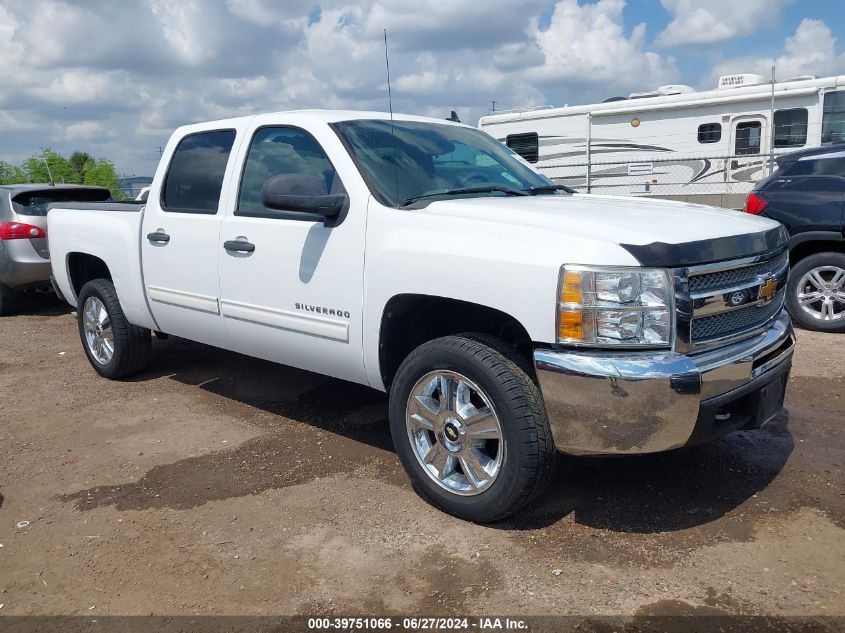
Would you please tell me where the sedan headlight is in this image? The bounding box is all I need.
[558,266,673,347]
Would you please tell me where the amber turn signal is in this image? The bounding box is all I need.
[558,310,584,341]
[561,271,582,304]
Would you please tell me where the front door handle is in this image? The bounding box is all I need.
[147,230,170,244]
[223,239,255,253]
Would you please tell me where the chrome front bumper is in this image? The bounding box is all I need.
[534,309,795,455]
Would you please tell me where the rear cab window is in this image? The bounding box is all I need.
[162,129,237,214]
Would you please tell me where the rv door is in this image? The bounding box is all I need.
[728,115,768,185]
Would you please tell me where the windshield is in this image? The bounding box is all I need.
[332,119,562,208]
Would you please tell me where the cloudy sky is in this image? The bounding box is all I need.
[1,0,844,177]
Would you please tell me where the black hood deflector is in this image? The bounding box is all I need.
[620,226,789,268]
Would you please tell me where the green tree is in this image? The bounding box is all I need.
[0,161,28,185]
[23,149,77,185]
[12,148,125,199]
[83,158,124,198]
[69,151,94,182]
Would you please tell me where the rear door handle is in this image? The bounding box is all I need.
[223,239,255,253]
[147,230,170,244]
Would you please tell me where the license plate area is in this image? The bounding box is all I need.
[753,370,789,426]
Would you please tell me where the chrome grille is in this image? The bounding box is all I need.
[685,249,789,347]
[688,250,789,293]
[691,289,786,342]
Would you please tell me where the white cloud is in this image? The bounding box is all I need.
[0,4,24,70]
[150,0,219,66]
[0,111,37,133]
[530,0,678,87]
[0,0,837,178]
[708,19,845,84]
[658,0,791,47]
[64,121,105,141]
[31,70,127,104]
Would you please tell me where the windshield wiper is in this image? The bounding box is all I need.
[522,184,575,195]
[401,185,529,207]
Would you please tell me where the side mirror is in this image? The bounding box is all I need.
[261,174,346,218]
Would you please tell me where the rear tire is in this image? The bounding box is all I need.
[786,252,845,333]
[388,335,555,523]
[77,279,151,378]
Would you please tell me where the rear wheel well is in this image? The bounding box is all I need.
[790,240,845,265]
[378,294,534,390]
[67,253,112,299]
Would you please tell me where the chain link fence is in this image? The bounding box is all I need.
[540,153,776,209]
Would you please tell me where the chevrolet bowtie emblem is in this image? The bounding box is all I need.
[759,277,777,302]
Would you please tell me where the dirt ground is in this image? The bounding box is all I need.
[1,297,843,620]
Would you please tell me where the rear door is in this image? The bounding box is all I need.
[761,156,845,237]
[140,127,241,346]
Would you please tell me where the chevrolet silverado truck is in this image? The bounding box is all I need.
[47,111,795,522]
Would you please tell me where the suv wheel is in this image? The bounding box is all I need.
[388,335,555,523]
[77,279,152,378]
[786,252,845,332]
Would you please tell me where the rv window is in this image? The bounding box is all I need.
[735,121,762,155]
[774,108,808,148]
[822,90,845,145]
[506,133,539,163]
[697,123,721,143]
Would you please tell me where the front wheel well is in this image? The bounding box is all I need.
[378,294,534,390]
[67,253,112,300]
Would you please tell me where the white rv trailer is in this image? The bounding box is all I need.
[479,73,845,208]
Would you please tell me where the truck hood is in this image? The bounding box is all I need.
[418,193,785,265]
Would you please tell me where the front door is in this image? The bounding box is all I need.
[217,123,368,384]
[140,128,239,346]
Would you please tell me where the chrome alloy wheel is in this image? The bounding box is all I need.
[405,371,504,496]
[82,296,114,365]
[797,266,845,322]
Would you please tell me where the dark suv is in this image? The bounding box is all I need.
[746,144,845,332]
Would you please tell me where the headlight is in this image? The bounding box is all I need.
[558,266,673,347]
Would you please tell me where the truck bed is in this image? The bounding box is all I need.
[47,200,157,331]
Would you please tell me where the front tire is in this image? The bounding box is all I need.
[388,335,555,522]
[786,252,845,332]
[77,279,152,378]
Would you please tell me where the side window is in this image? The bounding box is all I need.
[780,156,845,178]
[822,90,845,145]
[735,121,762,155]
[237,126,343,217]
[505,133,539,163]
[697,123,721,144]
[774,108,808,148]
[162,130,236,214]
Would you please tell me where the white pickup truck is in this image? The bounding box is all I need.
[48,110,795,522]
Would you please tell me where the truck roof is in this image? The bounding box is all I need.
[173,109,466,133]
